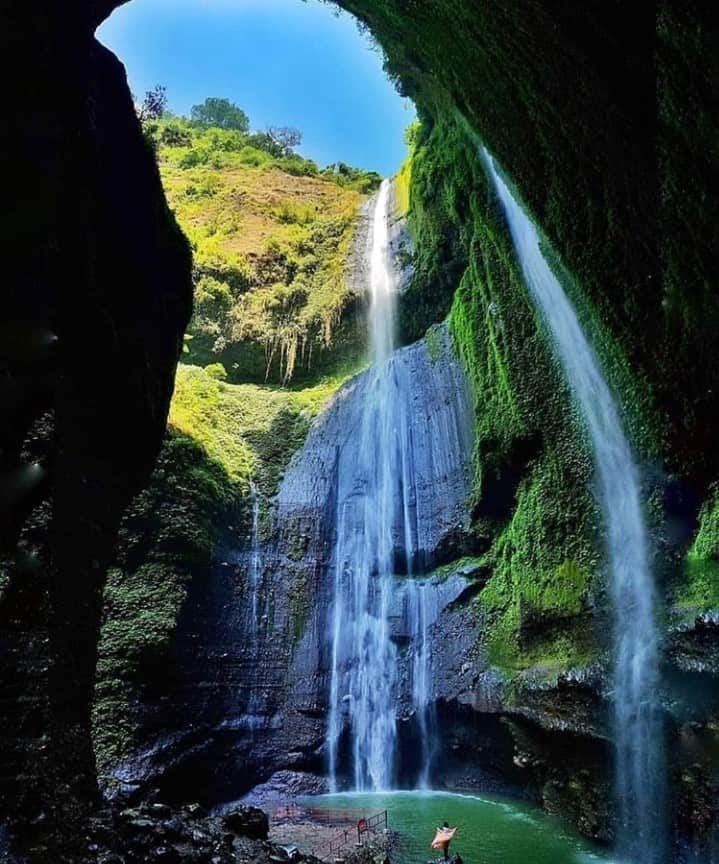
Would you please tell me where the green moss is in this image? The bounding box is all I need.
[478,449,598,671]
[394,155,412,219]
[677,489,719,613]
[427,556,485,581]
[423,323,444,364]
[288,566,312,644]
[94,432,239,771]
[288,354,368,414]
[398,115,479,343]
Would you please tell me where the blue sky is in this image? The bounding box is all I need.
[98,0,414,175]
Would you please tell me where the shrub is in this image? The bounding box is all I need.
[278,156,319,177]
[274,200,317,225]
[237,146,273,168]
[179,147,209,169]
[184,174,221,198]
[160,122,193,147]
[204,362,228,381]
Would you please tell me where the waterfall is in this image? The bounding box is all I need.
[405,580,438,788]
[248,481,262,638]
[325,180,474,792]
[481,149,664,862]
[327,179,401,792]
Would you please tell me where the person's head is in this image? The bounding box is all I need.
[443,821,449,828]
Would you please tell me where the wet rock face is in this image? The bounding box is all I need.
[673,719,719,860]
[260,321,476,774]
[104,321,477,803]
[277,322,475,568]
[240,772,330,809]
[669,612,719,676]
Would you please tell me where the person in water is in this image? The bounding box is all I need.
[430,821,458,860]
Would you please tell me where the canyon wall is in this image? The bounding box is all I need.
[1,2,717,859]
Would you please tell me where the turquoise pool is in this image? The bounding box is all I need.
[299,791,614,864]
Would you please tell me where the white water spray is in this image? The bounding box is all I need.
[481,149,664,862]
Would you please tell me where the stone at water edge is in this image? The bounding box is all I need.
[222,805,270,839]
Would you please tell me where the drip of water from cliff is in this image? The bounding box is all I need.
[405,580,439,789]
[481,149,664,862]
[248,481,262,639]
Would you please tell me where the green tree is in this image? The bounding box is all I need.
[160,121,192,147]
[190,97,250,133]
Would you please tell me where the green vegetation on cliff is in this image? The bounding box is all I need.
[400,113,602,675]
[678,489,719,614]
[94,431,239,771]
[148,115,378,385]
[169,362,360,497]
[94,106,375,772]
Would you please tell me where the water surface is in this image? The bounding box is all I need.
[301,791,613,864]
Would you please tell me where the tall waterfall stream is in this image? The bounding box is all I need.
[482,149,664,863]
[325,180,473,791]
[327,179,401,791]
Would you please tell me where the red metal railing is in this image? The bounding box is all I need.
[314,810,388,861]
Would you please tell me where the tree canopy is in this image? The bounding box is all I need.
[190,97,250,133]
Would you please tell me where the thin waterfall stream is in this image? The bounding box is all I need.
[248,481,262,640]
[405,580,440,789]
[481,149,664,863]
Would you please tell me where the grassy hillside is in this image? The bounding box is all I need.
[149,118,379,384]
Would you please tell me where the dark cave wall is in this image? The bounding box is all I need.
[0,1,192,850]
[336,0,718,487]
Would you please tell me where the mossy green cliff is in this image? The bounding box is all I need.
[395,114,602,676]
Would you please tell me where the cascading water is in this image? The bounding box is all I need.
[327,179,401,792]
[325,180,474,792]
[405,580,439,788]
[248,482,262,638]
[481,148,664,862]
